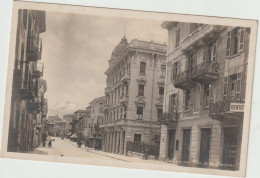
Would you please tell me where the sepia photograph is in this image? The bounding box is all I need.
[0,1,258,177]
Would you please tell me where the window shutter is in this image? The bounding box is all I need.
[212,42,217,62]
[190,89,194,110]
[203,47,209,61]
[193,53,197,66]
[209,84,213,102]
[226,31,231,57]
[236,73,242,101]
[200,84,204,107]
[183,90,186,111]
[239,27,245,51]
[168,94,172,111]
[223,77,228,101]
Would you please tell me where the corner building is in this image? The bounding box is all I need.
[100,37,166,155]
[159,22,250,170]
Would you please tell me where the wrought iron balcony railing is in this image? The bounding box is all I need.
[171,70,195,89]
[182,25,222,51]
[159,107,178,125]
[27,36,42,61]
[190,61,218,83]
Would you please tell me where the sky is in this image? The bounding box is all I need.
[40,11,167,118]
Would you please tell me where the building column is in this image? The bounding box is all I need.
[119,131,124,154]
[110,132,113,153]
[117,131,120,154]
[190,125,199,167]
[159,124,168,161]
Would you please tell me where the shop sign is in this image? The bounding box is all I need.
[230,103,244,112]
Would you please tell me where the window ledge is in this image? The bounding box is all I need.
[227,51,243,60]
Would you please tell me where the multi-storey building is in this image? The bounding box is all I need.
[63,113,76,136]
[88,96,105,148]
[7,10,47,152]
[99,37,166,155]
[69,109,89,140]
[159,22,250,170]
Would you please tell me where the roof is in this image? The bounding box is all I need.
[110,36,128,60]
[89,96,106,105]
[105,39,166,74]
[74,109,90,114]
[47,115,62,122]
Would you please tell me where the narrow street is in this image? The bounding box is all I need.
[29,137,225,175]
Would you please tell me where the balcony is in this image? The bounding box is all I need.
[21,78,36,100]
[181,25,223,52]
[171,70,196,89]
[121,72,131,83]
[27,36,42,61]
[105,86,111,94]
[159,107,178,125]
[27,99,40,112]
[119,95,129,106]
[190,61,218,83]
[32,62,44,78]
[209,101,244,119]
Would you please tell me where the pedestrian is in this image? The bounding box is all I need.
[48,140,52,148]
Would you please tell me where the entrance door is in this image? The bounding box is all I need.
[181,129,191,164]
[222,127,239,170]
[168,130,175,160]
[199,128,211,167]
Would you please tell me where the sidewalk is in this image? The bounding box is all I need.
[63,139,162,164]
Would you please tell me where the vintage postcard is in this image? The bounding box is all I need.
[0,1,258,177]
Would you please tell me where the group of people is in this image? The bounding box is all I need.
[42,132,53,148]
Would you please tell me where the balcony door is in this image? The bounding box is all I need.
[222,127,239,170]
[199,128,211,167]
[167,129,175,160]
[181,129,191,164]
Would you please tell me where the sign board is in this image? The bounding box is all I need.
[230,103,244,112]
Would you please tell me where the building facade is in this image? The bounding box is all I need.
[87,96,105,148]
[7,10,47,152]
[159,22,249,170]
[63,113,76,136]
[99,37,166,156]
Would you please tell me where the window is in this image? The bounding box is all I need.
[190,23,203,33]
[161,65,166,77]
[136,107,143,120]
[188,54,196,69]
[200,84,210,107]
[169,93,177,111]
[157,108,163,119]
[203,42,217,62]
[175,29,181,48]
[171,62,179,79]
[159,87,164,97]
[226,27,245,57]
[134,134,142,142]
[140,62,146,74]
[184,89,192,110]
[23,10,28,29]
[138,84,144,96]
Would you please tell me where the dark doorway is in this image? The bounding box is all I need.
[222,127,239,170]
[199,128,211,167]
[134,134,141,142]
[181,129,191,165]
[167,129,175,160]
